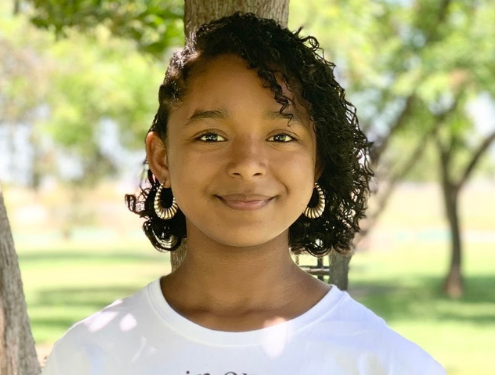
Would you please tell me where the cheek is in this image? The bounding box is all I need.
[166,147,217,207]
[278,148,316,178]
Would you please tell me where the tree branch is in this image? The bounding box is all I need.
[365,0,453,163]
[432,91,464,165]
[423,0,453,44]
[13,0,20,14]
[457,130,495,189]
[355,123,438,244]
[372,94,416,164]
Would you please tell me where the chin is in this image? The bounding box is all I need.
[185,217,291,249]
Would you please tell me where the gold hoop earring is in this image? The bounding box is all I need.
[154,183,179,220]
[304,182,325,219]
[153,229,178,251]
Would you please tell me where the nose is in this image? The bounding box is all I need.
[226,136,267,179]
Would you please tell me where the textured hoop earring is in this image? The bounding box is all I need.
[304,182,325,219]
[153,229,178,251]
[154,183,179,220]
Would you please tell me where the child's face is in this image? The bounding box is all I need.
[148,54,318,248]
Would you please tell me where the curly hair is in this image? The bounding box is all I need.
[126,12,373,256]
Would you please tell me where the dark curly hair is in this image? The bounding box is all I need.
[126,12,373,256]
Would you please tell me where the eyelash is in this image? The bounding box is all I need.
[196,132,296,143]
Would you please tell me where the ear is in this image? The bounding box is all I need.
[315,157,325,182]
[145,132,171,188]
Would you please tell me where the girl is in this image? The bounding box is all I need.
[43,12,446,375]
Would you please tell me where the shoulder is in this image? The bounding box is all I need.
[376,323,446,374]
[60,282,148,344]
[315,286,446,374]
[42,281,155,374]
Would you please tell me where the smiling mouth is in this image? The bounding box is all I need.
[216,196,274,211]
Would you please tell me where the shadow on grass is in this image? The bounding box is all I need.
[347,275,495,326]
[31,317,78,329]
[29,286,140,310]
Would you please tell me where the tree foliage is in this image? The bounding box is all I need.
[290,0,495,296]
[3,3,167,186]
[290,0,495,166]
[15,0,184,56]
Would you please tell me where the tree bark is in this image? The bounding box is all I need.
[439,130,495,298]
[170,239,187,272]
[184,0,289,38]
[436,127,464,298]
[441,180,463,298]
[171,0,290,271]
[329,250,352,290]
[434,103,495,298]
[0,187,40,375]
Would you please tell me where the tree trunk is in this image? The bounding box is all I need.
[184,0,289,38]
[437,135,464,298]
[0,187,40,375]
[329,250,352,290]
[170,239,187,271]
[171,0,290,271]
[438,127,495,298]
[441,181,464,298]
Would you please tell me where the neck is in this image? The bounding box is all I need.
[162,226,319,313]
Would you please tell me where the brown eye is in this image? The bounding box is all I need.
[197,132,226,142]
[268,133,295,142]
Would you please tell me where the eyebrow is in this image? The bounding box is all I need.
[264,110,304,126]
[184,108,305,127]
[184,109,230,127]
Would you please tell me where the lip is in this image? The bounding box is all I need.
[217,194,274,211]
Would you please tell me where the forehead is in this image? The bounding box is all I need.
[179,54,309,121]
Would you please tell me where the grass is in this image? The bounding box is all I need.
[9,182,495,374]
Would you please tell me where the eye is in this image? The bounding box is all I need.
[268,133,295,142]
[197,132,226,142]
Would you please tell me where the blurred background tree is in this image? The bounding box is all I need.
[13,0,184,56]
[2,1,170,237]
[289,0,495,297]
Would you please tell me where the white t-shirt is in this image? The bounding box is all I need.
[42,279,446,375]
